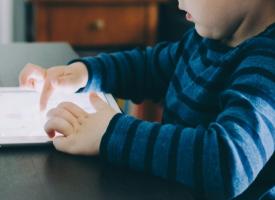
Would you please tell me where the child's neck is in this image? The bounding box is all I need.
[224,2,275,47]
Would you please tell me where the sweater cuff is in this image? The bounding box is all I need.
[68,57,102,92]
[99,113,137,164]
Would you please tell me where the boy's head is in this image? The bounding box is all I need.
[178,0,275,46]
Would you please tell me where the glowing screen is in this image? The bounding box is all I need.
[0,88,101,142]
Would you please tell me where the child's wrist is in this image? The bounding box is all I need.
[68,61,86,68]
[68,62,89,88]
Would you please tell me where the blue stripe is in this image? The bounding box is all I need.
[94,57,107,91]
[185,65,225,92]
[231,84,275,110]
[193,126,205,195]
[152,125,175,177]
[163,103,194,126]
[242,49,275,61]
[219,115,264,177]
[109,54,123,96]
[100,114,123,161]
[214,124,234,197]
[121,120,141,167]
[123,51,137,99]
[167,126,182,179]
[172,76,219,113]
[152,42,171,83]
[260,113,275,149]
[144,124,161,173]
[128,122,154,171]
[230,66,275,84]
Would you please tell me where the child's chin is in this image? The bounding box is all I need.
[195,26,218,40]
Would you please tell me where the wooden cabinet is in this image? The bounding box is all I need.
[31,0,168,47]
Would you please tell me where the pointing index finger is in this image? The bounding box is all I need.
[40,79,54,111]
[19,63,46,87]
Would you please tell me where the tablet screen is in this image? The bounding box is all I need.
[0,88,100,144]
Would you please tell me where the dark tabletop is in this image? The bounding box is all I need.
[0,43,195,200]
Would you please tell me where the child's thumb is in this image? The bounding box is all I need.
[89,92,107,111]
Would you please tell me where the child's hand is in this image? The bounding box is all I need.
[44,92,119,155]
[19,62,88,111]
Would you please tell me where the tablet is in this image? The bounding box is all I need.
[0,87,120,146]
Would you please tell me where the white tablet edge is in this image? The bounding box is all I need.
[0,87,121,146]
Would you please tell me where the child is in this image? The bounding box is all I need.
[19,0,275,199]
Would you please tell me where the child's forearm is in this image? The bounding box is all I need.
[68,41,182,102]
[99,94,274,200]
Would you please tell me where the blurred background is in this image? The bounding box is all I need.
[0,0,193,121]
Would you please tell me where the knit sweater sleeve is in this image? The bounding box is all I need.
[99,52,275,199]
[69,41,183,103]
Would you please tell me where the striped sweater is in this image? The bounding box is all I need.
[71,24,275,199]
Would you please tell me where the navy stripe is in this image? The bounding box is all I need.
[180,29,197,64]
[152,43,171,86]
[243,49,275,60]
[123,52,137,99]
[199,43,214,67]
[186,65,225,92]
[260,113,275,149]
[161,44,175,83]
[167,126,182,179]
[231,67,275,84]
[129,48,146,103]
[109,54,123,96]
[100,113,123,161]
[198,41,231,67]
[231,84,275,110]
[193,126,205,195]
[144,124,161,173]
[174,40,185,65]
[222,116,266,182]
[172,76,219,114]
[121,120,141,166]
[192,46,275,71]
[182,46,191,65]
[186,38,275,72]
[94,57,107,91]
[167,44,176,67]
[221,113,267,163]
[225,96,255,111]
[214,124,234,197]
[163,104,194,127]
[143,47,150,99]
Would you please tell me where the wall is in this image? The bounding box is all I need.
[13,0,26,42]
[0,0,26,43]
[0,0,13,43]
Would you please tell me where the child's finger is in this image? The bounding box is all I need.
[52,135,75,154]
[47,107,79,130]
[19,63,45,87]
[40,80,53,111]
[54,75,76,91]
[89,92,107,111]
[18,63,34,86]
[44,116,74,138]
[22,78,36,90]
[58,102,88,119]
